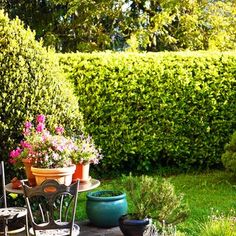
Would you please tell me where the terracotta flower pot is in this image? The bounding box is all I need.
[72,163,90,183]
[22,158,36,186]
[31,165,76,186]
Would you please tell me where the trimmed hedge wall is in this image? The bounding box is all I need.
[0,11,84,176]
[60,52,236,171]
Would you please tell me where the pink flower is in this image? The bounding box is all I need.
[9,148,22,158]
[36,123,45,133]
[23,128,31,136]
[42,131,50,141]
[20,140,31,149]
[36,114,45,124]
[55,126,64,134]
[24,121,32,129]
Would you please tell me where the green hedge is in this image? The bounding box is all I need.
[59,52,236,171]
[0,11,84,177]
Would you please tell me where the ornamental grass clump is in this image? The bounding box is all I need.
[9,114,78,168]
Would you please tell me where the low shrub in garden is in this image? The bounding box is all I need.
[0,11,84,178]
[120,174,189,233]
[222,131,236,174]
[59,52,236,172]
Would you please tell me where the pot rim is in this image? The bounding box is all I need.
[31,164,76,173]
[119,214,151,226]
[87,190,126,201]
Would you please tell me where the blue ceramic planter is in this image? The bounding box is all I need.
[119,214,151,236]
[86,190,128,228]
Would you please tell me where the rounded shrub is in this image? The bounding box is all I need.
[222,131,236,174]
[0,11,84,175]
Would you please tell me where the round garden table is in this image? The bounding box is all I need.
[5,178,100,194]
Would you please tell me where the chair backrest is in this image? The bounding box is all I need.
[22,179,79,235]
[0,161,7,208]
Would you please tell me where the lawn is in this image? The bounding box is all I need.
[76,170,236,235]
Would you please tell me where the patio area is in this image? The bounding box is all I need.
[76,220,122,236]
[13,220,123,236]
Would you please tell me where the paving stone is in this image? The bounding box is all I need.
[79,220,123,236]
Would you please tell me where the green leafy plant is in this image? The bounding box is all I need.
[120,174,189,228]
[222,131,236,174]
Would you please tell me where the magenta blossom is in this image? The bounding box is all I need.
[10,148,22,158]
[20,140,31,149]
[55,126,64,134]
[24,121,32,129]
[36,114,45,124]
[36,123,45,133]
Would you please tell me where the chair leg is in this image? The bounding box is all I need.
[3,219,8,236]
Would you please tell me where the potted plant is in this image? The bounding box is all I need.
[71,134,103,183]
[86,190,128,228]
[9,114,78,186]
[119,174,189,236]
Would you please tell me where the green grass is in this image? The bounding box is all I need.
[167,171,236,235]
[76,170,236,235]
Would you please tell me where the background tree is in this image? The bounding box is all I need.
[0,0,74,51]
[1,0,236,52]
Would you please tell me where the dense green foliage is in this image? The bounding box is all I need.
[222,131,236,174]
[0,11,84,176]
[60,52,236,171]
[2,0,236,52]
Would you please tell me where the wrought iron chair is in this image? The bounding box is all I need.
[0,161,29,236]
[22,179,80,236]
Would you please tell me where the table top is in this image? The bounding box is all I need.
[5,178,100,194]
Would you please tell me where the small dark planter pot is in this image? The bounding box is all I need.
[86,190,128,228]
[119,214,151,236]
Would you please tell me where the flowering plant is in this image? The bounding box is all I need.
[71,134,103,165]
[9,114,77,168]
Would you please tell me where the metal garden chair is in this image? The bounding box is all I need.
[22,179,80,236]
[0,161,29,236]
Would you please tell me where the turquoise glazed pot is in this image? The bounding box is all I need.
[86,190,128,228]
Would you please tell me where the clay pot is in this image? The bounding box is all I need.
[22,158,36,186]
[72,163,90,183]
[31,165,76,186]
